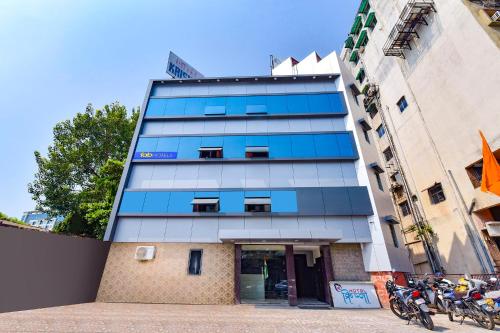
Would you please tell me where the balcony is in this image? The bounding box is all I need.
[383,0,437,58]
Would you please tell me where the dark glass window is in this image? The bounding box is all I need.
[245,146,269,158]
[389,224,399,248]
[376,125,385,138]
[428,183,446,205]
[399,201,411,217]
[188,250,203,275]
[192,198,219,213]
[466,162,483,188]
[245,198,271,212]
[199,147,223,159]
[363,130,370,144]
[383,147,394,161]
[397,96,408,112]
[375,172,384,191]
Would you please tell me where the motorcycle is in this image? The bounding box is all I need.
[412,274,451,314]
[443,277,495,330]
[385,279,434,330]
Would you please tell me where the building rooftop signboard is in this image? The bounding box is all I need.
[166,51,204,79]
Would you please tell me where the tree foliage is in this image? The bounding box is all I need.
[0,212,25,224]
[29,103,138,239]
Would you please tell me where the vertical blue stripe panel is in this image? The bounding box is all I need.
[271,191,298,212]
[290,135,316,157]
[165,98,187,116]
[177,137,202,158]
[156,137,180,152]
[142,192,170,213]
[225,96,246,115]
[136,137,158,152]
[219,191,245,213]
[167,192,195,213]
[223,136,246,158]
[201,136,224,147]
[146,99,167,116]
[119,192,146,213]
[185,97,206,115]
[269,135,292,158]
[337,133,355,157]
[313,134,340,157]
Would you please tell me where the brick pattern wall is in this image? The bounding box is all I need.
[97,243,235,305]
[330,244,370,281]
[370,271,407,308]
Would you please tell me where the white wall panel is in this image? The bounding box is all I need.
[245,217,272,229]
[162,121,183,135]
[224,120,246,134]
[310,118,334,131]
[245,164,270,187]
[150,165,177,188]
[331,118,346,131]
[325,217,356,241]
[245,83,268,94]
[142,122,164,136]
[298,217,326,230]
[221,164,246,188]
[288,119,311,132]
[191,218,219,242]
[269,164,295,187]
[293,162,320,187]
[271,217,299,229]
[128,165,154,188]
[114,218,141,242]
[219,217,245,230]
[341,162,359,186]
[246,119,268,133]
[197,164,222,188]
[203,120,226,134]
[352,216,371,240]
[137,218,167,242]
[164,218,193,242]
[182,121,204,135]
[173,165,199,188]
[317,162,344,187]
[267,119,290,133]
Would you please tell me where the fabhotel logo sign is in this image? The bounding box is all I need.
[166,51,204,79]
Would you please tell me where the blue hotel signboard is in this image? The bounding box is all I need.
[134,152,178,160]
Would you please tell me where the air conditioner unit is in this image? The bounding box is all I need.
[134,246,156,261]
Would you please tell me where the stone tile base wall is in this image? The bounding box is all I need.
[97,243,235,305]
[330,244,370,281]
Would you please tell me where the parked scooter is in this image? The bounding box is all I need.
[412,273,451,314]
[443,276,495,330]
[385,279,434,330]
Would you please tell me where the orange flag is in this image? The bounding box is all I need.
[480,131,500,196]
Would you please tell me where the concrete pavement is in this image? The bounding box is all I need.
[0,302,497,333]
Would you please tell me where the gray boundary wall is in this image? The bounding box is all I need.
[0,227,110,313]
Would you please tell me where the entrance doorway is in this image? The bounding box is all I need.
[240,245,288,303]
[293,246,327,304]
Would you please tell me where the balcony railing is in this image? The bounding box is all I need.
[383,0,437,58]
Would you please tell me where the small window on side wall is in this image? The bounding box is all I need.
[428,183,446,205]
[188,249,203,275]
[199,147,223,159]
[245,197,271,212]
[397,96,408,112]
[245,146,269,158]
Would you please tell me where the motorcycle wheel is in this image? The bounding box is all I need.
[390,298,408,320]
[448,312,454,322]
[419,311,434,331]
[474,310,495,330]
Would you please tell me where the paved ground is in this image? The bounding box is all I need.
[0,302,498,333]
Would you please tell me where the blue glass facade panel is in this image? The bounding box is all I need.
[177,137,202,158]
[271,191,298,212]
[135,133,356,160]
[269,136,292,158]
[145,93,346,117]
[291,135,316,157]
[142,192,170,213]
[223,136,246,158]
[219,191,244,213]
[119,192,146,212]
[245,191,271,198]
[194,191,220,198]
[146,99,168,116]
[167,192,195,213]
[136,137,158,152]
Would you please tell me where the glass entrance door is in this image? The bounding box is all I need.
[240,245,288,303]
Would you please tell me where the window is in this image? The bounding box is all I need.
[188,250,203,275]
[356,68,366,84]
[245,197,271,213]
[245,146,269,158]
[383,147,394,162]
[375,173,384,191]
[199,147,223,159]
[376,125,385,138]
[366,103,378,119]
[428,183,446,205]
[363,130,370,144]
[399,201,411,217]
[466,162,483,188]
[192,198,220,213]
[397,96,408,112]
[389,224,399,248]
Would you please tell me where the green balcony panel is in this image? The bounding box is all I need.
[365,12,377,28]
[345,36,354,49]
[349,50,359,63]
[354,30,369,49]
[358,0,370,14]
[350,16,363,35]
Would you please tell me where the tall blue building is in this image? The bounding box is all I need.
[98,52,411,306]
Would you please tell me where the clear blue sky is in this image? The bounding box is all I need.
[0,0,358,218]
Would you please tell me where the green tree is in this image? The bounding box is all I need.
[29,103,138,239]
[0,212,25,224]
